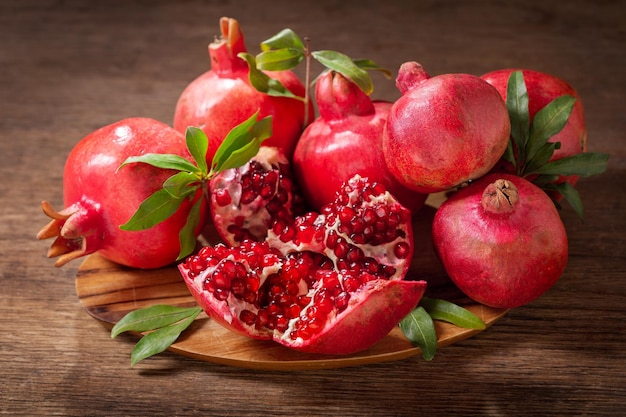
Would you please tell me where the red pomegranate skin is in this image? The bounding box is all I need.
[481,68,587,189]
[293,71,427,213]
[173,17,311,161]
[432,173,568,308]
[38,117,203,269]
[383,62,511,194]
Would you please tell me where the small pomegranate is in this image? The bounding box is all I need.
[173,17,311,161]
[293,70,427,213]
[180,175,426,354]
[37,118,204,269]
[383,61,511,193]
[209,146,305,246]
[481,68,587,191]
[432,173,568,308]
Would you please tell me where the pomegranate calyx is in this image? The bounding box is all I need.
[210,17,248,74]
[37,200,96,267]
[395,61,430,94]
[481,179,518,214]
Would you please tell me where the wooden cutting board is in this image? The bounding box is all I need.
[75,204,508,370]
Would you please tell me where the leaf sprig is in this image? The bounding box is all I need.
[117,111,272,261]
[111,305,202,367]
[503,71,610,220]
[400,297,486,361]
[238,28,391,125]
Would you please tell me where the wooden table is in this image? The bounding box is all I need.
[2,0,624,415]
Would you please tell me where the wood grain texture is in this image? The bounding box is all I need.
[2,0,625,416]
[75,245,507,370]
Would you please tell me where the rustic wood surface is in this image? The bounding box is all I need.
[1,0,624,416]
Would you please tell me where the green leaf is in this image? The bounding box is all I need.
[543,181,585,221]
[119,188,185,231]
[238,52,300,99]
[117,153,198,174]
[527,95,576,162]
[256,48,305,71]
[177,197,203,260]
[260,28,305,51]
[111,305,202,338]
[419,297,486,330]
[163,171,200,199]
[129,312,200,366]
[400,306,438,361]
[312,50,373,95]
[501,141,517,166]
[506,70,530,169]
[210,111,273,174]
[529,152,610,177]
[353,58,393,79]
[523,141,560,174]
[185,127,209,174]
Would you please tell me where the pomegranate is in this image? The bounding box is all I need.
[209,146,305,247]
[383,61,511,193]
[293,70,427,213]
[480,68,587,191]
[432,173,568,308]
[173,17,311,161]
[37,118,204,269]
[179,175,426,354]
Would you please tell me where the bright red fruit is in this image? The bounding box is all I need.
[293,70,427,213]
[432,173,568,308]
[180,175,426,354]
[173,17,311,161]
[383,62,511,193]
[37,118,204,269]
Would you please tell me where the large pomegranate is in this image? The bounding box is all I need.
[293,70,427,213]
[432,173,568,308]
[209,146,305,247]
[37,118,204,269]
[173,17,311,161]
[180,175,426,354]
[383,61,511,193]
[480,68,587,189]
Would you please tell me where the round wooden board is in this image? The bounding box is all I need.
[75,204,508,370]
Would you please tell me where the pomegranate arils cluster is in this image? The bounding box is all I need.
[210,146,304,246]
[180,174,426,354]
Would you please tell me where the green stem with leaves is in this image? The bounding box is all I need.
[118,111,273,261]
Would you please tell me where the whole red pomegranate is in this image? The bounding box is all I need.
[180,175,426,354]
[174,17,310,161]
[432,173,568,308]
[383,61,511,193]
[209,146,305,246]
[37,117,204,269]
[293,70,427,213]
[481,68,587,189]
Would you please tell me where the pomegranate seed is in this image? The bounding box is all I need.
[214,189,232,206]
[394,242,410,259]
[274,315,289,332]
[334,291,350,311]
[284,303,302,319]
[255,309,269,329]
[343,274,361,292]
[214,288,229,301]
[231,277,246,296]
[239,310,256,326]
